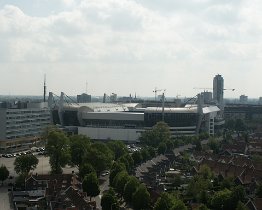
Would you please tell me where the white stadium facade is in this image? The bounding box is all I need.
[49,92,223,143]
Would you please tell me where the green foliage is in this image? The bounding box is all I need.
[46,130,71,174]
[109,161,126,185]
[147,146,156,157]
[199,165,213,180]
[82,172,100,200]
[236,201,248,210]
[194,138,202,151]
[86,143,114,174]
[140,121,171,147]
[154,193,174,210]
[211,189,233,210]
[170,199,187,210]
[187,176,212,200]
[235,119,246,132]
[91,142,115,161]
[113,171,130,196]
[123,176,140,203]
[132,184,150,210]
[69,135,90,167]
[140,148,151,161]
[196,204,210,210]
[158,142,167,154]
[256,183,262,198]
[220,177,235,190]
[165,139,174,153]
[14,154,39,176]
[231,185,246,205]
[79,163,95,179]
[107,141,128,160]
[118,153,134,172]
[101,188,120,210]
[132,151,143,165]
[208,137,220,154]
[0,164,9,185]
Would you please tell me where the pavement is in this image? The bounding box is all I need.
[0,185,13,210]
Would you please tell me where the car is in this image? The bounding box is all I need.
[101,171,110,176]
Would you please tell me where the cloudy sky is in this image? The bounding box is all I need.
[0,0,262,98]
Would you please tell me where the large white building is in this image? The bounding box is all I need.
[0,102,50,150]
[50,92,221,142]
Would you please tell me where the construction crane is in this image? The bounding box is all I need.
[153,87,166,101]
[193,87,235,91]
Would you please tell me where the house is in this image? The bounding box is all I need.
[12,173,94,210]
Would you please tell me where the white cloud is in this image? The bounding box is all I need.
[0,0,262,97]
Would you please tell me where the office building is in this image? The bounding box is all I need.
[77,93,91,103]
[0,102,50,150]
[213,74,224,108]
[240,95,248,104]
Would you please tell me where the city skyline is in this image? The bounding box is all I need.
[1,0,262,98]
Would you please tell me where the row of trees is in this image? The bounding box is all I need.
[45,129,116,175]
[105,160,151,210]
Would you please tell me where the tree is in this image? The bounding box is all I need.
[187,176,212,200]
[132,184,150,210]
[211,189,233,210]
[158,142,167,154]
[118,153,134,172]
[132,151,143,165]
[101,188,120,210]
[79,163,95,179]
[82,172,100,201]
[208,137,220,154]
[46,130,71,174]
[14,154,39,176]
[69,135,90,167]
[256,183,262,198]
[140,121,171,147]
[199,164,213,180]
[165,139,174,153]
[109,161,126,185]
[154,193,186,210]
[113,171,130,196]
[107,141,128,160]
[171,199,187,210]
[123,176,140,203]
[231,185,246,207]
[196,204,210,210]
[140,148,151,161]
[86,142,114,174]
[236,201,248,210]
[0,165,9,185]
[154,193,174,210]
[147,146,156,157]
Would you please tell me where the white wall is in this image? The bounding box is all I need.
[78,127,144,142]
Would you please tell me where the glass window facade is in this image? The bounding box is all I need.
[144,112,198,127]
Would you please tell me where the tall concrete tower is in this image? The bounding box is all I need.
[213,74,224,109]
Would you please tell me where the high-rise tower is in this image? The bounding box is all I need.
[213,74,224,108]
[44,74,46,102]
